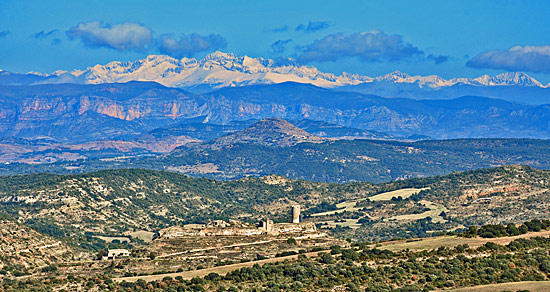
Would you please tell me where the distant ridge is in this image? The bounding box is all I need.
[0,81,548,143]
[185,117,326,150]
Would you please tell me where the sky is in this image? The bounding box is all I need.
[0,0,549,82]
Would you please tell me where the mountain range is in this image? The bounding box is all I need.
[0,81,548,145]
[1,52,549,104]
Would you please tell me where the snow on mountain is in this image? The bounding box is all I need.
[38,51,547,90]
[61,52,371,89]
[373,70,544,89]
[469,72,543,87]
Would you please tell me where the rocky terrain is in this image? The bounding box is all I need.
[0,219,82,276]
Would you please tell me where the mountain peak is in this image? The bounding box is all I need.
[491,72,543,87]
[377,70,411,81]
[202,117,325,149]
[204,51,238,61]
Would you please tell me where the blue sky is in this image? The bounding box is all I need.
[1,0,549,82]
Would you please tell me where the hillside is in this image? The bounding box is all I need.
[0,165,548,248]
[161,135,550,183]
[147,118,393,142]
[181,117,326,150]
[2,129,549,183]
[0,165,549,290]
[0,218,80,276]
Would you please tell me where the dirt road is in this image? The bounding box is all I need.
[113,251,320,283]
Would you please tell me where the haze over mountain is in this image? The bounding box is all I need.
[1,52,549,104]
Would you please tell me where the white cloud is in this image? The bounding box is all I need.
[297,31,423,63]
[467,45,550,73]
[66,21,153,51]
[157,33,227,58]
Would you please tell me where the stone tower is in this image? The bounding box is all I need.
[292,205,300,223]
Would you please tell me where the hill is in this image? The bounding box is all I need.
[179,117,326,150]
[1,127,549,183]
[0,165,548,247]
[0,165,548,290]
[161,134,550,183]
[144,117,393,143]
[0,218,80,276]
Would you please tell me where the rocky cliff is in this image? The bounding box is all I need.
[0,81,549,146]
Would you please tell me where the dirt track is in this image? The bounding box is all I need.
[378,229,550,251]
[113,251,319,283]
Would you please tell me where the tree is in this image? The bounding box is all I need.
[96,249,107,260]
[506,223,520,236]
[318,252,334,264]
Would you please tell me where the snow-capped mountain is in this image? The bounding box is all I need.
[60,52,371,90]
[39,52,546,91]
[374,71,544,88]
[466,72,544,87]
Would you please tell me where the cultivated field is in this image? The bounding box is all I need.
[443,281,550,292]
[368,187,429,201]
[310,200,362,217]
[319,219,362,229]
[388,200,448,223]
[376,229,550,251]
[310,187,430,217]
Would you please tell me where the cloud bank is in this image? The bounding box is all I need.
[67,21,153,51]
[66,21,226,57]
[467,45,550,73]
[157,33,227,58]
[427,53,450,64]
[297,31,423,63]
[295,21,329,32]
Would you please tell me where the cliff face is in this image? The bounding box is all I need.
[0,81,548,144]
[0,82,209,142]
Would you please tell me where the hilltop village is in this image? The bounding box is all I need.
[158,205,316,238]
[89,205,347,277]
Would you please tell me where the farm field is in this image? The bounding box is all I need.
[443,281,550,292]
[368,187,430,201]
[388,200,448,223]
[310,187,429,217]
[319,219,362,229]
[375,229,550,251]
